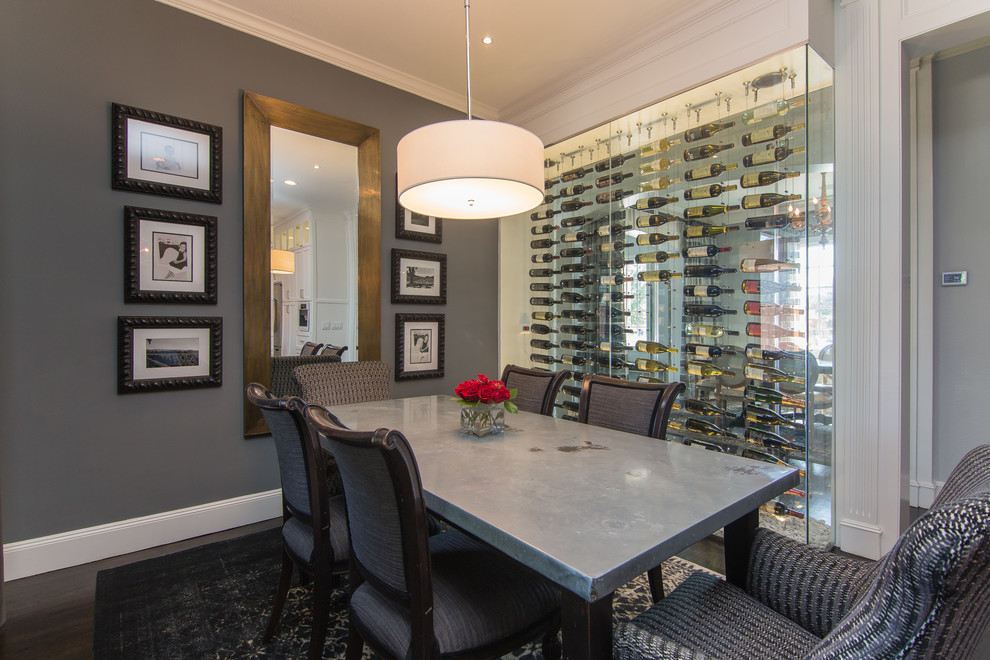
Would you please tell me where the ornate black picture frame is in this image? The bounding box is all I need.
[118,316,222,393]
[395,187,443,243]
[395,313,445,380]
[112,102,222,203]
[124,206,218,304]
[391,248,447,304]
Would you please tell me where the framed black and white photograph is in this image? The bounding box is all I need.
[395,313,444,380]
[118,316,222,393]
[391,248,447,304]
[396,202,443,244]
[112,103,222,203]
[124,206,218,304]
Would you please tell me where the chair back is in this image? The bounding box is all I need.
[294,360,390,407]
[931,444,990,509]
[320,344,348,358]
[500,364,571,415]
[578,373,685,439]
[808,492,990,660]
[300,341,323,356]
[270,354,342,398]
[303,405,433,607]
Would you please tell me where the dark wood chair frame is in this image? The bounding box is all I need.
[500,364,572,416]
[300,341,323,356]
[246,383,347,660]
[304,405,561,660]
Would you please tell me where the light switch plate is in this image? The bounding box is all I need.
[942,271,967,286]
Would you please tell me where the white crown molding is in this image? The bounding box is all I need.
[3,490,281,580]
[154,0,498,119]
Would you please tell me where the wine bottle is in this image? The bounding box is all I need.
[559,277,592,289]
[745,385,806,408]
[743,302,805,316]
[744,213,791,230]
[741,279,801,295]
[635,358,678,373]
[531,238,558,249]
[596,223,634,237]
[543,193,559,204]
[531,209,558,221]
[684,398,730,416]
[685,323,738,338]
[594,153,636,172]
[605,324,636,334]
[639,137,680,156]
[530,338,559,350]
[529,268,559,278]
[560,324,591,335]
[635,251,677,264]
[635,340,677,354]
[599,241,632,252]
[560,263,594,273]
[740,258,800,273]
[595,172,634,188]
[529,297,561,306]
[598,255,633,270]
[684,285,735,300]
[560,413,579,422]
[745,345,803,360]
[596,190,635,204]
[560,200,592,212]
[560,166,592,182]
[682,245,733,259]
[560,184,594,197]
[684,162,738,181]
[600,274,633,286]
[683,264,737,278]
[560,215,592,228]
[637,270,683,283]
[599,341,635,352]
[531,311,559,321]
[555,400,581,414]
[683,121,736,142]
[742,145,807,168]
[746,428,804,453]
[558,247,590,258]
[684,304,737,317]
[740,98,806,125]
[684,343,726,358]
[741,122,806,147]
[530,353,557,365]
[683,225,740,239]
[560,231,591,243]
[639,177,681,193]
[745,322,805,339]
[636,233,678,246]
[545,177,560,190]
[683,143,735,161]
[561,309,596,320]
[684,204,740,220]
[635,212,679,228]
[597,355,637,369]
[684,183,738,201]
[639,158,681,174]
[683,418,738,438]
[741,193,802,210]
[531,223,557,235]
[529,323,555,335]
[687,361,735,377]
[530,282,561,292]
[601,292,634,303]
[634,196,678,210]
[560,340,595,351]
[744,363,805,385]
[559,354,590,366]
[531,253,557,264]
[745,404,805,429]
[742,448,806,476]
[739,170,801,189]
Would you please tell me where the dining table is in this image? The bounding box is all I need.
[326,394,800,660]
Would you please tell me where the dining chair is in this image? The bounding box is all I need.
[302,404,562,660]
[614,444,990,660]
[500,364,571,415]
[270,354,342,399]
[245,383,349,660]
[319,343,348,358]
[577,373,686,602]
[293,360,390,407]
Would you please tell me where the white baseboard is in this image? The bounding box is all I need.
[3,489,282,581]
[837,518,884,560]
[911,479,941,509]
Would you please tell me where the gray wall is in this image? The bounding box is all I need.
[932,44,990,482]
[0,0,499,542]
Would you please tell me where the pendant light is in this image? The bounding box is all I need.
[397,0,544,220]
[270,249,295,274]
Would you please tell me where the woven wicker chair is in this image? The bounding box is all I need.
[270,354,342,399]
[246,383,349,660]
[614,445,990,660]
[319,343,348,358]
[500,364,571,415]
[300,341,323,356]
[293,360,390,407]
[302,404,561,660]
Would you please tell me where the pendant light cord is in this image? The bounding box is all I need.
[464,0,472,120]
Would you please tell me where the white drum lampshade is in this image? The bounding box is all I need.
[397,119,545,220]
[270,249,295,274]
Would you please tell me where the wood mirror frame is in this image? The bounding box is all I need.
[243,91,381,436]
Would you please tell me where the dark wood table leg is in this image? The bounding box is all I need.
[560,589,612,660]
[723,508,759,589]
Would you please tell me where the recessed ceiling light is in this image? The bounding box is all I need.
[284,180,298,186]
[313,164,320,169]
[482,35,493,45]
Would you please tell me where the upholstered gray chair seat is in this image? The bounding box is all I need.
[281,496,349,566]
[615,571,821,660]
[349,530,560,658]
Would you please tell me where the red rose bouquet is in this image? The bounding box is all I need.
[454,373,518,413]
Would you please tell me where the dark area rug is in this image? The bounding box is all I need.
[93,527,715,659]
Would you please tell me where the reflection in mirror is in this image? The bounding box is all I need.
[270,128,358,360]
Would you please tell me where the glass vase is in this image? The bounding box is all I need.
[459,403,505,437]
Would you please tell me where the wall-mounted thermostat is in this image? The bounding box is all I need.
[942,271,968,286]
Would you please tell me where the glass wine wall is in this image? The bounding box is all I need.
[505,45,835,545]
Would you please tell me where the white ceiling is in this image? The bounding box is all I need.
[270,127,357,225]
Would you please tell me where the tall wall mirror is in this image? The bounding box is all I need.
[243,91,381,436]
